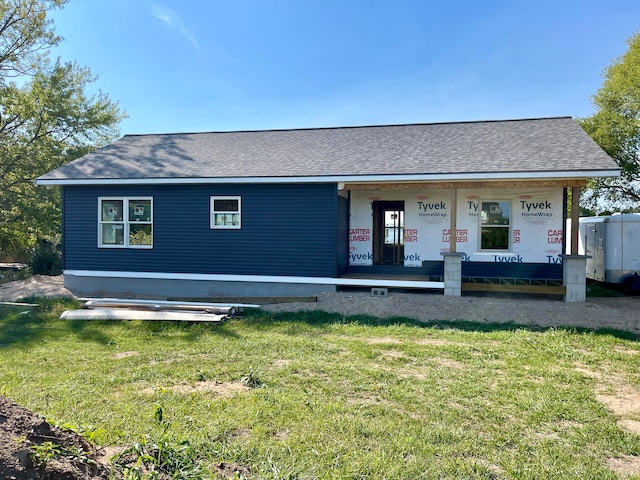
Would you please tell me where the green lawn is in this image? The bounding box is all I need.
[1,298,640,479]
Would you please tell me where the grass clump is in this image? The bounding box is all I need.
[240,367,265,388]
[1,299,640,478]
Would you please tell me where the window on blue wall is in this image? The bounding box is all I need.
[479,200,511,250]
[99,197,153,248]
[210,196,241,229]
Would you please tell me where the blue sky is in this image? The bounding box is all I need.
[50,0,640,135]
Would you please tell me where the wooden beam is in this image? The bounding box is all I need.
[571,186,580,255]
[449,189,457,252]
[462,283,566,295]
[343,179,587,191]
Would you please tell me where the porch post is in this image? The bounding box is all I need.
[449,189,457,253]
[571,186,580,255]
[441,189,463,296]
[562,186,588,302]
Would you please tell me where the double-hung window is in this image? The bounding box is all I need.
[210,196,241,229]
[479,200,511,250]
[99,197,153,248]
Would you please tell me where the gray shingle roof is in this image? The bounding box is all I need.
[36,117,619,184]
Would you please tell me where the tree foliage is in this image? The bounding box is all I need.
[0,0,125,260]
[579,32,640,213]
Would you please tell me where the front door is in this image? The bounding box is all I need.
[373,201,405,265]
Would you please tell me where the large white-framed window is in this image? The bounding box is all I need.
[99,197,153,248]
[210,196,241,229]
[479,200,511,251]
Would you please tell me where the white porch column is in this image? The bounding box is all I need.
[441,252,465,297]
[560,254,589,302]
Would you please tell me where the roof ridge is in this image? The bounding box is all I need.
[122,116,574,138]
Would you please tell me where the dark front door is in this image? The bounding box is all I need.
[373,201,405,265]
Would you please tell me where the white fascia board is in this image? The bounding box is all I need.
[64,270,444,289]
[35,169,621,186]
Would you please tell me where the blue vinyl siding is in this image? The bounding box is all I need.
[63,183,338,277]
[336,195,349,275]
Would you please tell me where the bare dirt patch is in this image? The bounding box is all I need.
[345,392,388,407]
[272,428,289,441]
[607,455,640,476]
[433,358,466,369]
[574,366,602,379]
[578,364,640,438]
[140,381,250,397]
[113,351,138,359]
[596,383,640,417]
[619,419,640,435]
[0,395,112,479]
[380,349,407,360]
[416,338,460,346]
[214,461,252,479]
[365,336,403,345]
[595,377,640,416]
[466,457,506,478]
[613,346,640,355]
[398,368,428,380]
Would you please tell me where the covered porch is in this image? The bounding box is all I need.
[340,179,587,301]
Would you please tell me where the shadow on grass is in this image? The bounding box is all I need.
[2,298,636,348]
[242,308,640,342]
[0,297,240,348]
[0,298,117,348]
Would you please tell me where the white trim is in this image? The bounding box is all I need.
[64,270,444,289]
[210,195,241,229]
[98,196,153,248]
[478,198,512,252]
[35,169,621,186]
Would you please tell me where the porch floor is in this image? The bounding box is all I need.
[337,272,444,290]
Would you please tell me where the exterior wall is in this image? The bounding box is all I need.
[336,194,350,275]
[63,183,339,278]
[349,188,564,274]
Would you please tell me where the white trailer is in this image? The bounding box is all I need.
[576,213,640,284]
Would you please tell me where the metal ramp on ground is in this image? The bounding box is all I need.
[60,298,260,322]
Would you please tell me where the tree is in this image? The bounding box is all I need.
[0,0,125,260]
[0,0,62,79]
[579,32,640,213]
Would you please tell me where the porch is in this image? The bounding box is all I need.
[342,179,588,301]
[338,261,566,296]
[339,264,444,290]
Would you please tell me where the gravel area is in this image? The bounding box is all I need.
[1,275,638,334]
[0,275,75,302]
[262,289,640,334]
